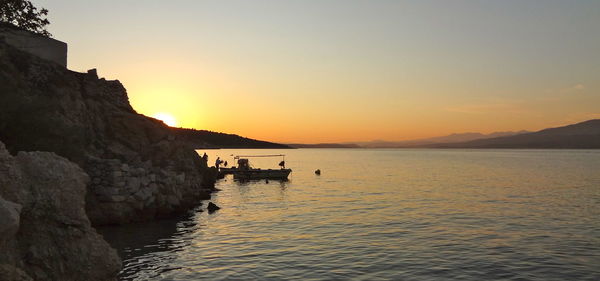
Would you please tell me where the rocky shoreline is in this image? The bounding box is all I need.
[0,41,219,280]
[0,141,121,281]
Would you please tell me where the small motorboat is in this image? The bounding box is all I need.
[218,154,291,180]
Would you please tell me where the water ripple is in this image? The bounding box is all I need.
[99,149,600,281]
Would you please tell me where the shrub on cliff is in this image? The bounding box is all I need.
[0,0,51,37]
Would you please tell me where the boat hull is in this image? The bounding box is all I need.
[220,168,291,180]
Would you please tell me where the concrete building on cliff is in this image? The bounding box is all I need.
[0,24,67,67]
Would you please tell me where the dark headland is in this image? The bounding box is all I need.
[0,39,286,280]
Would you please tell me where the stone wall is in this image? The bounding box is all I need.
[87,157,158,206]
[84,153,213,225]
[0,27,67,67]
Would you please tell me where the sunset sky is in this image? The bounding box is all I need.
[35,0,599,143]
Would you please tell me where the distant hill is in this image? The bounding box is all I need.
[349,131,527,148]
[287,131,528,149]
[171,127,290,149]
[269,120,600,150]
[287,143,360,148]
[431,119,600,149]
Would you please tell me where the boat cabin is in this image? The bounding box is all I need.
[237,158,251,170]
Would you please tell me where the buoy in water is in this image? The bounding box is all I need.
[315,169,321,175]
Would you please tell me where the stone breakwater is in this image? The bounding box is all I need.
[85,156,214,225]
[87,158,160,205]
[0,141,121,281]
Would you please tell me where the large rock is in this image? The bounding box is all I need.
[0,196,21,241]
[0,141,121,281]
[0,41,217,225]
[0,264,33,281]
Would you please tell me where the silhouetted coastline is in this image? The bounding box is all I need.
[290,120,600,149]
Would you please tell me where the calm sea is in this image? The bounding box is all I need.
[99,149,600,281]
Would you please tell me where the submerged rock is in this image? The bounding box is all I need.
[207,202,221,213]
[0,141,121,281]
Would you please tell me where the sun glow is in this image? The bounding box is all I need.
[152,112,178,127]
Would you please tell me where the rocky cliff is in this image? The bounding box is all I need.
[0,141,121,281]
[0,40,217,226]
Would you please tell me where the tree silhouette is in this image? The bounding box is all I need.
[0,0,51,37]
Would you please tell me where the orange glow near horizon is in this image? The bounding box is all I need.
[152,113,178,127]
[40,1,600,144]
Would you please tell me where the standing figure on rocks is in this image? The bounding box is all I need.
[215,157,222,169]
[202,152,208,163]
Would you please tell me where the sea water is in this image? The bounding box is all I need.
[100,149,600,280]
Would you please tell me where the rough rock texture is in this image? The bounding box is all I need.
[0,264,33,281]
[0,141,121,281]
[0,196,21,240]
[0,41,217,225]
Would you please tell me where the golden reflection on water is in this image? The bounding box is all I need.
[109,149,600,280]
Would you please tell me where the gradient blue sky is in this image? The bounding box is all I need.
[34,0,600,142]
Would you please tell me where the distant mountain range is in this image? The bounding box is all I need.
[288,131,527,148]
[288,119,600,149]
[430,119,600,149]
[287,143,361,148]
[349,131,529,148]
